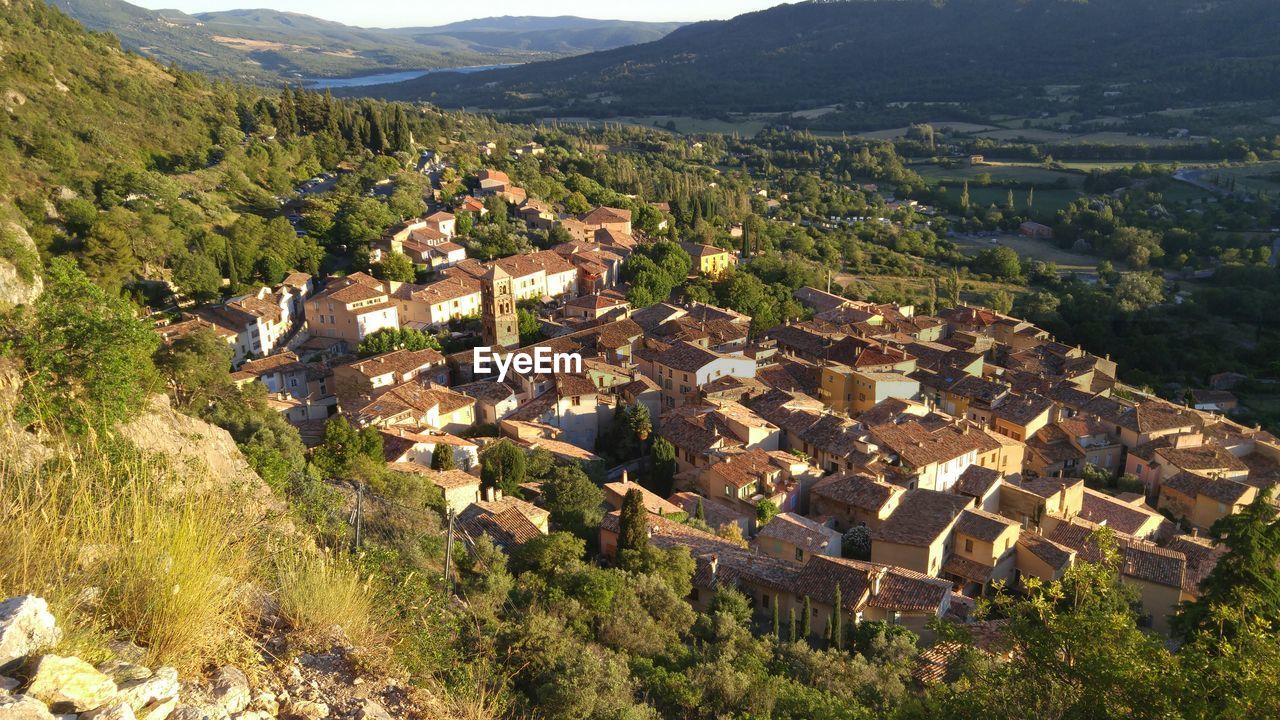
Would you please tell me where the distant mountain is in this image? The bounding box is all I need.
[360,0,1280,122]
[52,0,683,85]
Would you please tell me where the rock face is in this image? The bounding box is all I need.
[0,220,42,309]
[26,655,118,712]
[0,596,62,670]
[117,395,284,522]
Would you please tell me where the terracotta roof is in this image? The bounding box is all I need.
[868,421,980,469]
[655,341,726,373]
[581,206,631,225]
[1017,533,1076,572]
[459,506,543,551]
[993,392,1055,426]
[340,348,444,379]
[755,513,837,554]
[942,555,994,584]
[668,492,751,529]
[954,465,1001,500]
[1078,489,1164,536]
[454,380,516,404]
[554,373,599,398]
[1162,471,1254,504]
[604,481,684,516]
[874,490,972,546]
[810,472,902,513]
[1120,542,1186,589]
[954,508,1018,543]
[1165,534,1226,594]
[707,447,783,490]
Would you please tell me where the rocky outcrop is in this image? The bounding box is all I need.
[0,597,426,720]
[116,395,286,523]
[0,220,42,309]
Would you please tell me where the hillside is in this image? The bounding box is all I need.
[362,0,1280,124]
[53,0,683,84]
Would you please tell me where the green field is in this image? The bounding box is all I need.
[913,162,1085,187]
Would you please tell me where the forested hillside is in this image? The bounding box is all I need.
[0,0,479,298]
[368,0,1280,122]
[53,0,682,84]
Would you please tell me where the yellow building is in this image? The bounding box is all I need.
[682,242,735,278]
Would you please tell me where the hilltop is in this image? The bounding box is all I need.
[53,0,683,84]
[362,0,1280,124]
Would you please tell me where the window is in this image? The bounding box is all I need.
[964,538,973,553]
[724,486,731,497]
[795,547,804,562]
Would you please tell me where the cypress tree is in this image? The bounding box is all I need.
[430,442,454,471]
[833,584,844,650]
[771,597,780,639]
[789,607,797,642]
[800,596,812,640]
[694,496,705,522]
[618,488,649,556]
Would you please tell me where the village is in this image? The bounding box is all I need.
[153,139,1279,652]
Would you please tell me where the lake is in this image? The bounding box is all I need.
[304,64,518,90]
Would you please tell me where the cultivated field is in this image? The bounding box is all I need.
[950,233,1098,278]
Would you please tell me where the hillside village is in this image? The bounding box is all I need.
[154,140,1280,646]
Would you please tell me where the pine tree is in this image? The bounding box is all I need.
[832,584,843,650]
[801,596,812,640]
[430,442,454,471]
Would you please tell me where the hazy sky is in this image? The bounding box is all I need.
[132,1,785,27]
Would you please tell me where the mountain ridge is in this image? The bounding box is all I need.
[356,0,1280,124]
[52,0,684,84]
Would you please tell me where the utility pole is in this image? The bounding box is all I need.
[352,482,363,553]
[443,508,456,593]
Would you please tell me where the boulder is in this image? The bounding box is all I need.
[81,702,137,720]
[26,655,118,713]
[114,668,178,714]
[95,661,152,685]
[205,668,248,716]
[0,596,62,669]
[136,695,177,720]
[0,694,55,720]
[2,675,21,694]
[281,699,328,720]
[246,691,276,717]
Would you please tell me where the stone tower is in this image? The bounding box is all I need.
[481,265,520,350]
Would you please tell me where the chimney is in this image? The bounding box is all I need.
[709,554,719,581]
[621,469,630,485]
[483,487,495,502]
[495,488,503,501]
[871,569,883,596]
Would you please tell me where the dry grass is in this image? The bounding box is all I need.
[0,435,262,671]
[274,551,378,649]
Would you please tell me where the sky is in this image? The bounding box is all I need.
[132,1,786,27]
